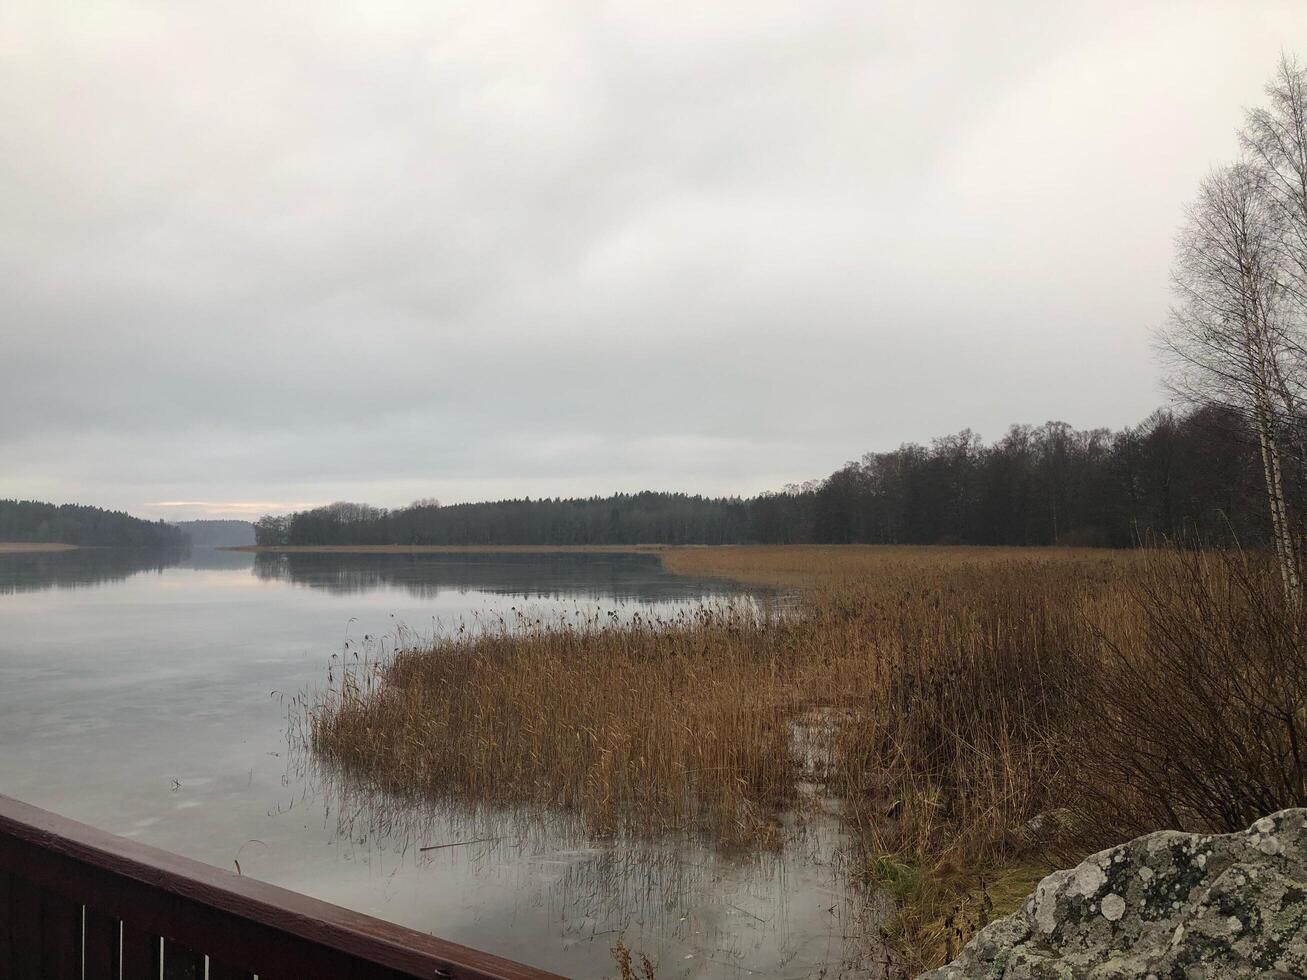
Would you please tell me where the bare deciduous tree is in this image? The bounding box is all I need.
[1243,55,1307,313]
[1162,162,1302,602]
[1241,55,1307,480]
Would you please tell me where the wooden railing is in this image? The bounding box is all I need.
[0,794,564,979]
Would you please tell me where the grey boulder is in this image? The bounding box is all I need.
[919,809,1307,979]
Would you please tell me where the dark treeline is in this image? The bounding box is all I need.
[256,493,752,547]
[753,406,1283,546]
[0,499,185,547]
[256,405,1282,548]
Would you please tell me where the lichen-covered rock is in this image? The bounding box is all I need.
[919,809,1307,979]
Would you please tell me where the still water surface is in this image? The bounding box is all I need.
[0,548,866,978]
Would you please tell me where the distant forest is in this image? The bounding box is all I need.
[175,520,256,548]
[0,499,185,547]
[256,405,1281,548]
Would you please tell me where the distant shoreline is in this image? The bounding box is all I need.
[222,544,678,554]
[0,542,79,553]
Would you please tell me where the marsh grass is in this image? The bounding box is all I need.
[301,543,1307,973]
[609,939,656,980]
[308,602,803,847]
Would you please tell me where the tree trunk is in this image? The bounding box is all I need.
[1247,320,1303,606]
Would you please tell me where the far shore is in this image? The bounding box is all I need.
[0,542,79,553]
[222,543,682,554]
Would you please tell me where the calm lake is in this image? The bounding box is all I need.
[0,547,867,978]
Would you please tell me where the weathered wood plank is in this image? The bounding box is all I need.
[206,958,256,980]
[162,937,204,979]
[120,923,160,979]
[84,906,121,979]
[0,870,13,972]
[8,874,42,978]
[40,888,83,980]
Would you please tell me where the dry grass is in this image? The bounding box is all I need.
[310,603,800,847]
[609,938,657,980]
[0,542,78,553]
[660,543,1115,589]
[302,543,1307,974]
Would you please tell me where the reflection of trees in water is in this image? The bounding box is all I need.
[253,551,740,603]
[287,748,880,977]
[0,547,189,595]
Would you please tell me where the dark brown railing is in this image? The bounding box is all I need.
[0,794,564,979]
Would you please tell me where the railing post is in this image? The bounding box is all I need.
[120,924,161,979]
[40,889,82,979]
[8,875,42,977]
[0,870,12,969]
[83,907,120,979]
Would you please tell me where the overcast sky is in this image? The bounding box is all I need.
[3,2,1306,520]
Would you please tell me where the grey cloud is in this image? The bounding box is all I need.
[3,1,1305,519]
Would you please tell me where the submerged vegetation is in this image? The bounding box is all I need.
[301,543,1307,972]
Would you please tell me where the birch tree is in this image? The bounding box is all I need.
[1241,55,1307,478]
[1242,55,1307,316]
[1162,162,1303,603]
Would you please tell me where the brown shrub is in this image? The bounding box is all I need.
[1071,544,1307,839]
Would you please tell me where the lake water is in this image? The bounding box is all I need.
[0,547,872,978]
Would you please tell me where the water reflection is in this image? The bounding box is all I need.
[0,546,744,603]
[252,550,743,602]
[0,547,875,977]
[293,754,888,978]
[0,546,189,594]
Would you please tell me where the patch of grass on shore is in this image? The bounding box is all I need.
[301,543,1307,973]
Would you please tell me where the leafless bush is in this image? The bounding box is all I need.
[1073,544,1307,838]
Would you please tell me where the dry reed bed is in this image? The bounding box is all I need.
[312,603,805,845]
[304,544,1307,972]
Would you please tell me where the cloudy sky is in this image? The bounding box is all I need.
[3,2,1306,520]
